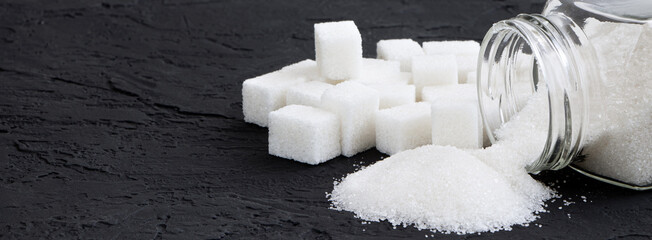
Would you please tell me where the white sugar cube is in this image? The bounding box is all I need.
[366,84,415,109]
[431,99,482,149]
[281,58,320,77]
[422,84,477,104]
[350,78,408,86]
[321,81,380,157]
[352,72,410,86]
[268,105,341,165]
[423,84,484,148]
[399,72,412,84]
[423,40,480,83]
[455,54,478,83]
[242,60,316,127]
[362,58,401,76]
[315,21,363,81]
[376,102,432,155]
[422,40,480,56]
[350,58,402,84]
[286,81,333,108]
[376,39,425,72]
[412,55,458,100]
[466,71,477,85]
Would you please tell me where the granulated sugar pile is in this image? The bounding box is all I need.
[329,145,542,234]
[330,89,556,234]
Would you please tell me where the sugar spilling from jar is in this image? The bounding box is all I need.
[329,20,651,234]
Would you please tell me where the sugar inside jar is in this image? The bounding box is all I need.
[478,0,652,189]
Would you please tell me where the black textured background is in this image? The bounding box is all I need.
[1,0,650,239]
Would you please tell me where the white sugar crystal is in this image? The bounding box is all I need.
[422,40,480,56]
[421,84,477,104]
[376,39,425,71]
[375,102,431,155]
[412,55,458,100]
[286,81,333,108]
[242,60,316,127]
[466,71,477,85]
[366,84,415,109]
[321,81,380,157]
[268,105,340,164]
[330,145,544,234]
[315,21,363,81]
[431,99,482,149]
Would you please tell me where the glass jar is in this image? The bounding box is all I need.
[478,0,652,190]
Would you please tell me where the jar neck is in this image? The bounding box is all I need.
[477,13,599,173]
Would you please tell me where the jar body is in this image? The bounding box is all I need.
[478,0,652,189]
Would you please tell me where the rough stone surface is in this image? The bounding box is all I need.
[0,0,650,239]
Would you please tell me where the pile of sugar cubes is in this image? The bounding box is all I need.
[242,20,483,164]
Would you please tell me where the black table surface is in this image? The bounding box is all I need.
[1,0,650,239]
